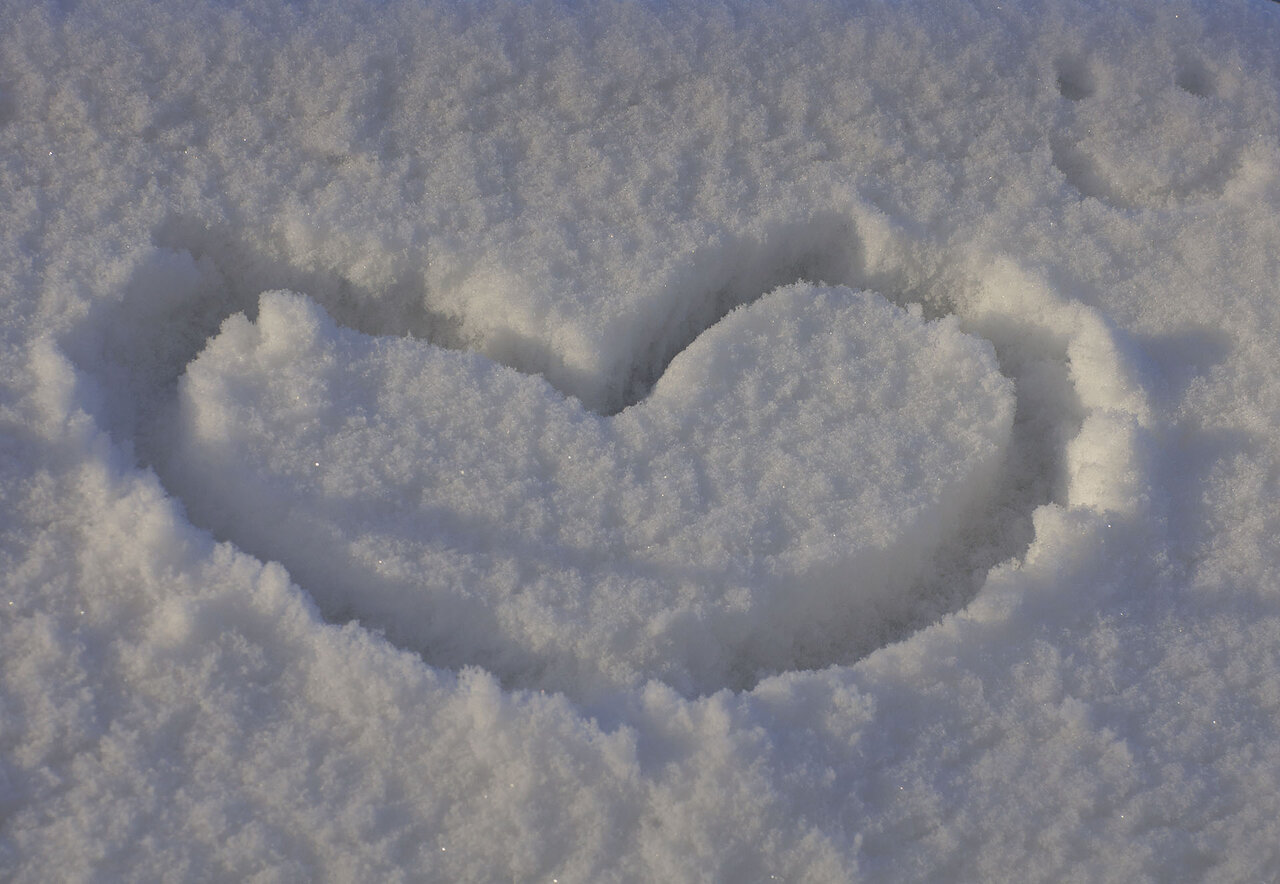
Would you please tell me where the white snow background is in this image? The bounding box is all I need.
[2,0,1280,879]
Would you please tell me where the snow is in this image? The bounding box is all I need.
[166,285,1014,700]
[2,0,1280,879]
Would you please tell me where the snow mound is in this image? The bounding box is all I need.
[166,283,1014,698]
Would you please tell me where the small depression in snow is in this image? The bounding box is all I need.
[63,212,1142,702]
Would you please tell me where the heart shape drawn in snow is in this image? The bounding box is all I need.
[165,282,1014,700]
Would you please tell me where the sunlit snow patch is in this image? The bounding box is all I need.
[164,283,1014,700]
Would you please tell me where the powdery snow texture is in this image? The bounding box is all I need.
[169,286,1013,698]
[3,0,1280,881]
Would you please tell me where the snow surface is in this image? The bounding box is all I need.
[2,0,1280,879]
